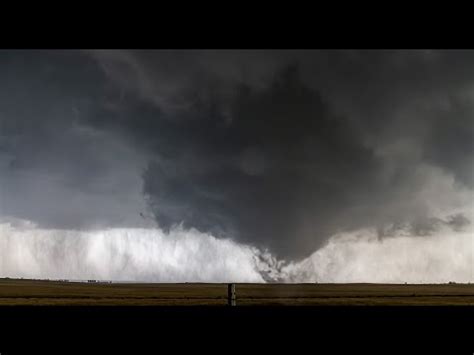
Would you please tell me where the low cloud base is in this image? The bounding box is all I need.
[0,219,472,283]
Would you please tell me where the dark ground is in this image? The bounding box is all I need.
[0,278,473,305]
[0,279,472,353]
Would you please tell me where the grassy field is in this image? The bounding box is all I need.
[0,278,472,305]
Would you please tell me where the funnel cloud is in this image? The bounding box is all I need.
[0,50,472,281]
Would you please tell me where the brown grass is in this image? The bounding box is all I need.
[0,278,472,306]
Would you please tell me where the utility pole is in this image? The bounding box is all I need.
[228,283,236,306]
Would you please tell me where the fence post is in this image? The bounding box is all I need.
[228,283,236,306]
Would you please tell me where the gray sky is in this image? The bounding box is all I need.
[0,50,472,259]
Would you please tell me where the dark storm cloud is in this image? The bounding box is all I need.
[0,50,148,229]
[297,50,474,190]
[89,50,474,257]
[141,66,382,256]
[91,50,474,189]
[422,96,474,187]
[1,49,472,260]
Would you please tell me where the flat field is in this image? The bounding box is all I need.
[0,278,472,305]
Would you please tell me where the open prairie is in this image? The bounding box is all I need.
[0,278,472,305]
